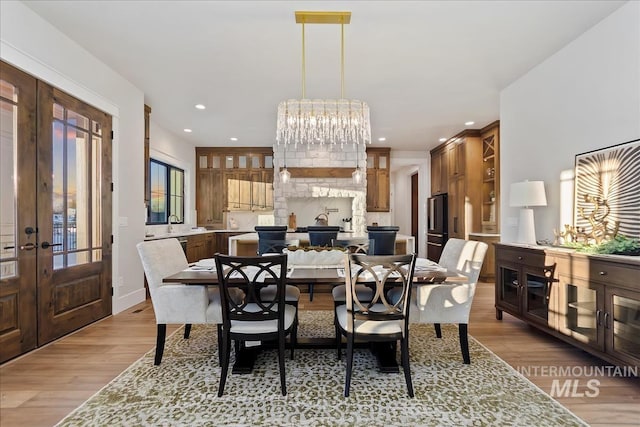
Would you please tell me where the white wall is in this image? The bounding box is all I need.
[1,1,146,313]
[148,120,197,226]
[390,151,429,258]
[500,1,640,243]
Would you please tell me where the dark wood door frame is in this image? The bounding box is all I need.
[36,84,113,346]
[0,61,38,363]
[0,61,113,362]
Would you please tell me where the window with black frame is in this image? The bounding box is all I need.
[147,159,184,224]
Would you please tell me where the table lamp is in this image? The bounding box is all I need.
[509,180,547,244]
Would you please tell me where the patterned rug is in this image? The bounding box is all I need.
[56,311,586,426]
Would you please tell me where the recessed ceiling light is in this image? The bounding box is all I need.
[439,137,447,142]
[183,128,192,133]
[195,104,206,110]
[378,137,386,142]
[230,137,238,141]
[465,121,475,126]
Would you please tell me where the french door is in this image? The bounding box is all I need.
[0,61,112,363]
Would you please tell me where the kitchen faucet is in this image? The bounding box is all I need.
[168,214,179,233]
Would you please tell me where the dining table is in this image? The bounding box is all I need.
[163,257,468,373]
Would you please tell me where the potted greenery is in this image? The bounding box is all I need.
[565,235,640,256]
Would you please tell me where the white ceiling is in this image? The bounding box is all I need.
[23,0,625,152]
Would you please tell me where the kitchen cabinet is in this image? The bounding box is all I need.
[444,131,483,239]
[196,148,273,227]
[480,122,499,233]
[196,152,224,227]
[429,146,448,195]
[366,147,391,212]
[496,243,640,368]
[216,231,246,255]
[222,151,273,212]
[468,233,499,281]
[432,121,499,238]
[185,233,215,263]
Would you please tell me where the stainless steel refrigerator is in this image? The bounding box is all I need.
[427,193,448,261]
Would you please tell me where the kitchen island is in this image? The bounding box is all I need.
[229,232,415,256]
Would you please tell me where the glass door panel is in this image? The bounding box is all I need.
[499,265,519,310]
[557,276,604,351]
[523,267,553,326]
[198,155,208,169]
[0,88,18,279]
[52,104,100,269]
[608,290,640,363]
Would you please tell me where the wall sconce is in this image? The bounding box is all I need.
[509,180,547,244]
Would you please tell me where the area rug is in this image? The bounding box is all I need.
[56,311,587,426]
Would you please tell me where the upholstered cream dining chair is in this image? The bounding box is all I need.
[407,238,488,364]
[137,238,223,365]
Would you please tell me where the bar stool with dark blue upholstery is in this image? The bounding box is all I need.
[307,226,340,247]
[366,225,400,255]
[255,226,288,255]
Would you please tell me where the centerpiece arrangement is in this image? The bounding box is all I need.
[554,194,640,255]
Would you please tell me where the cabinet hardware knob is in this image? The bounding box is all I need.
[518,256,523,260]
[599,271,607,276]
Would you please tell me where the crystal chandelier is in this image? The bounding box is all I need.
[276,11,371,148]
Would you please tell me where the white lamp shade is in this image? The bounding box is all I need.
[509,181,547,207]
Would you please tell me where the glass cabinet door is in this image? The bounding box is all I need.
[606,287,640,365]
[498,264,520,312]
[557,275,605,351]
[522,266,555,327]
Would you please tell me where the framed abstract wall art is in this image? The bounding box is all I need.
[574,138,640,240]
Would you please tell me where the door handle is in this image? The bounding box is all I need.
[20,242,38,250]
[41,241,63,250]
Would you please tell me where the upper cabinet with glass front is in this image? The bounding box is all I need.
[196,147,274,227]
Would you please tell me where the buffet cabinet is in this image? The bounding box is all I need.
[495,243,640,367]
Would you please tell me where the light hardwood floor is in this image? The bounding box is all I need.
[1,282,638,427]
